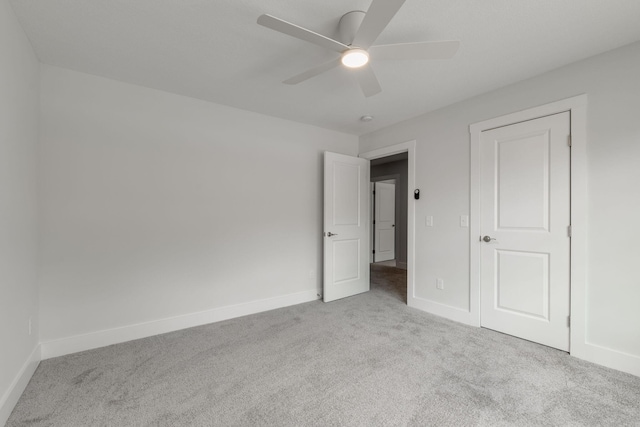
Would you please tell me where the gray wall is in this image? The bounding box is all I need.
[361,41,640,375]
[0,1,40,423]
[38,65,358,348]
[371,158,408,266]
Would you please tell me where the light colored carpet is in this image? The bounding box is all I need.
[7,265,640,426]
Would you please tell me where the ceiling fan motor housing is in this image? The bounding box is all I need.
[338,10,366,46]
[256,0,460,97]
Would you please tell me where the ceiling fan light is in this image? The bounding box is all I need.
[341,49,369,68]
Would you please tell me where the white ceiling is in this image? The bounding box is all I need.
[9,0,640,135]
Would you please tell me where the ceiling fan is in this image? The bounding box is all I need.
[257,0,460,97]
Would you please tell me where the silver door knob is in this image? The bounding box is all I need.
[327,232,338,237]
[482,235,496,242]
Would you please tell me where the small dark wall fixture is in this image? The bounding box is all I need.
[414,189,420,200]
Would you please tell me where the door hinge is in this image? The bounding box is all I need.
[567,316,571,327]
[568,225,572,237]
[373,219,376,225]
[568,135,572,147]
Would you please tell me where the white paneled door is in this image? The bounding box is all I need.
[374,182,395,262]
[323,152,370,302]
[480,112,571,351]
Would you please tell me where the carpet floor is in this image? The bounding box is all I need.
[7,265,640,426]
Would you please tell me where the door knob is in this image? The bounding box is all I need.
[327,232,338,237]
[482,235,496,242]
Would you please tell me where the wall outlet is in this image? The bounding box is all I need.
[426,216,433,227]
[28,317,32,335]
[436,278,444,290]
[460,215,469,228]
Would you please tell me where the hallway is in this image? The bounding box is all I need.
[370,263,407,304]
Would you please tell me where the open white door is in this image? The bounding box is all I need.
[480,112,571,351]
[323,152,370,302]
[374,181,395,262]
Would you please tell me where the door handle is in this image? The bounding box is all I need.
[482,235,496,242]
[327,232,338,237]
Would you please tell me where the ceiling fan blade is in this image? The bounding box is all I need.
[283,59,341,85]
[354,64,382,97]
[257,14,349,53]
[352,0,406,49]
[369,40,460,60]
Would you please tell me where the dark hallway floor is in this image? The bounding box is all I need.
[370,263,407,304]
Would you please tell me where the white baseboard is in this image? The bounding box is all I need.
[41,289,319,360]
[573,342,640,378]
[0,344,41,426]
[410,297,640,378]
[408,296,476,326]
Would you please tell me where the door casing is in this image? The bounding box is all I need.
[360,141,416,307]
[470,95,588,357]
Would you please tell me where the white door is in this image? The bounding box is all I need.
[480,112,571,351]
[323,152,370,302]
[374,182,395,262]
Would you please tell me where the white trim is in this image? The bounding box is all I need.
[565,101,588,360]
[0,344,41,426]
[576,342,640,378]
[572,97,639,375]
[470,95,595,360]
[360,140,416,309]
[41,290,319,360]
[410,297,476,326]
[469,95,586,133]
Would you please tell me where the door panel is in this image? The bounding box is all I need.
[374,182,395,262]
[480,112,570,351]
[333,239,360,283]
[496,250,549,320]
[324,152,370,302]
[496,131,549,230]
[333,164,360,226]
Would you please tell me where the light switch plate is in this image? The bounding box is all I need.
[426,216,433,227]
[460,215,469,228]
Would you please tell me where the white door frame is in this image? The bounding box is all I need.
[360,140,416,306]
[469,95,587,357]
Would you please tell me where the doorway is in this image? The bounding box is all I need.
[361,142,415,305]
[370,152,408,270]
[323,140,416,306]
[470,95,588,357]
